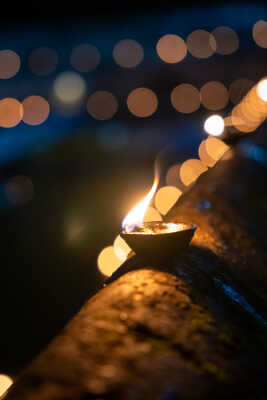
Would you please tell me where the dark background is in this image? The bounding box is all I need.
[0,0,267,376]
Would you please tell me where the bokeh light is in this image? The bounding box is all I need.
[54,71,86,106]
[155,186,182,215]
[87,91,118,120]
[231,105,258,133]
[0,375,13,398]
[29,47,58,76]
[113,235,131,261]
[200,81,229,110]
[231,81,267,133]
[97,245,122,277]
[156,34,187,63]
[70,44,101,72]
[22,96,50,125]
[186,29,216,59]
[211,27,239,55]
[5,175,34,205]
[127,88,158,117]
[0,50,20,79]
[165,164,184,189]
[97,122,128,150]
[0,98,23,128]
[204,114,224,136]
[143,206,162,222]
[171,83,200,113]
[205,137,230,161]
[198,140,216,167]
[180,159,208,186]
[252,20,267,48]
[229,78,254,104]
[257,79,267,102]
[113,39,144,68]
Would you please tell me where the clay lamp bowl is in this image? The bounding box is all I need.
[121,221,196,265]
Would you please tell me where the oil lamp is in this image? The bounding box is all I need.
[121,174,196,264]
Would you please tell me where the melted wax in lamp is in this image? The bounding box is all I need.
[126,221,189,234]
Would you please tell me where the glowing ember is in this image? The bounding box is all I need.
[122,175,159,233]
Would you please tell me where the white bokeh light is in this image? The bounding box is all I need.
[204,114,225,136]
[53,71,86,105]
[257,79,267,102]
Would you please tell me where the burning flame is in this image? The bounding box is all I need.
[122,175,159,232]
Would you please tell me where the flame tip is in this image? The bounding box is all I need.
[122,175,159,231]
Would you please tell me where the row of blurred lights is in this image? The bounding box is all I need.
[53,76,255,118]
[55,77,235,117]
[3,81,267,211]
[0,96,49,127]
[0,77,255,128]
[0,21,267,81]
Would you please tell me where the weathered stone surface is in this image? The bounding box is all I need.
[6,149,267,399]
[6,265,267,400]
[167,151,267,316]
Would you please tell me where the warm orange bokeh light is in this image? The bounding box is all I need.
[155,186,182,215]
[29,47,58,76]
[0,98,23,128]
[156,34,187,63]
[253,20,267,48]
[0,50,20,79]
[70,44,101,72]
[231,106,258,133]
[127,88,158,118]
[113,39,144,68]
[97,246,122,277]
[0,374,13,398]
[205,137,230,161]
[87,91,118,120]
[198,140,216,167]
[231,80,267,133]
[22,96,50,125]
[180,159,208,186]
[200,81,229,110]
[211,26,239,55]
[187,30,216,59]
[113,235,131,261]
[171,83,200,114]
